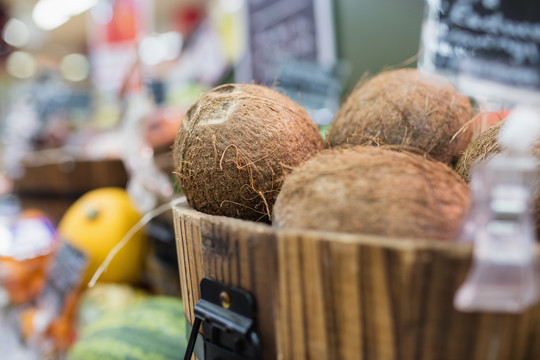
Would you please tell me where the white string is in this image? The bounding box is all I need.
[87,196,187,288]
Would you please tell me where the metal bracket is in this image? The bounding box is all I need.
[184,278,261,360]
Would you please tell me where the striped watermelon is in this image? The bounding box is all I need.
[68,296,187,360]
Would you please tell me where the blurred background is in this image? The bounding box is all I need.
[0,1,425,357]
[0,0,424,197]
[0,0,426,234]
[0,0,425,164]
[0,0,425,190]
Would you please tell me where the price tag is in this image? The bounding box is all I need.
[421,0,540,103]
[40,242,88,314]
[453,151,540,313]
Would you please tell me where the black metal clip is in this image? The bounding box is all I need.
[184,278,261,360]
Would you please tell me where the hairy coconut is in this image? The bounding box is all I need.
[328,68,474,164]
[273,146,470,241]
[173,83,324,222]
[454,121,505,182]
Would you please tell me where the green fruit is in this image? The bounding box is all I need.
[68,296,187,360]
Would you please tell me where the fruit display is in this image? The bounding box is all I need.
[3,0,539,357]
[171,70,540,359]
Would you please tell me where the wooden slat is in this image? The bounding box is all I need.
[173,207,190,323]
[320,241,362,359]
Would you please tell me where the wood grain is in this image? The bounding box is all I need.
[174,204,540,360]
[174,204,278,360]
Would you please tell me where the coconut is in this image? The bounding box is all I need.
[173,83,324,222]
[273,146,470,241]
[454,121,505,182]
[328,68,474,164]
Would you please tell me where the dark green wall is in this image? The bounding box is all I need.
[334,0,426,94]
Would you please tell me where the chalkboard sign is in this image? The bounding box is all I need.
[421,0,540,103]
[275,59,345,125]
[237,0,336,85]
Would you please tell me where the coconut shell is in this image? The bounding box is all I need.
[173,83,324,222]
[273,146,470,241]
[328,68,474,164]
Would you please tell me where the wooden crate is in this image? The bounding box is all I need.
[14,157,128,195]
[13,157,128,224]
[173,203,540,360]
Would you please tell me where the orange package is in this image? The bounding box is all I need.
[18,241,88,355]
[0,209,58,305]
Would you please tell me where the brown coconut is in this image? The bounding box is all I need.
[273,146,470,241]
[173,83,324,222]
[454,121,505,182]
[328,68,474,164]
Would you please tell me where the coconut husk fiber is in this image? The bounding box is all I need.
[454,121,505,182]
[273,146,470,241]
[173,83,324,222]
[328,68,474,165]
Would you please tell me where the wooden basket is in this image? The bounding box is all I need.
[173,203,540,360]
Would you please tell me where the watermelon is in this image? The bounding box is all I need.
[68,296,187,360]
[76,283,148,332]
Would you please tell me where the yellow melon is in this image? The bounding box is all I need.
[58,187,146,285]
